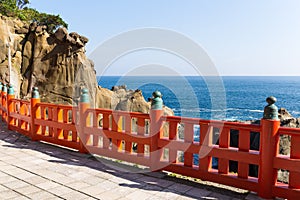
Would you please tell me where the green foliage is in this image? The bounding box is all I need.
[0,0,18,16]
[0,0,68,33]
[20,7,68,32]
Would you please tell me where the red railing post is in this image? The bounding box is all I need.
[150,91,163,171]
[258,96,280,199]
[79,88,89,153]
[2,84,7,122]
[0,82,3,116]
[31,87,41,140]
[258,119,280,198]
[7,85,15,130]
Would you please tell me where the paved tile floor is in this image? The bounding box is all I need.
[0,121,263,199]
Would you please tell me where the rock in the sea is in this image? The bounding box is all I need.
[95,85,173,115]
[278,107,297,157]
[279,110,299,129]
[278,107,297,128]
[278,108,293,119]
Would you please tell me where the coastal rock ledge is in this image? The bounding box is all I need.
[0,15,173,115]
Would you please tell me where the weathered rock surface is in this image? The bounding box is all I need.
[0,15,174,116]
[0,15,24,97]
[95,85,173,115]
[0,14,97,104]
[20,25,97,105]
[277,108,298,183]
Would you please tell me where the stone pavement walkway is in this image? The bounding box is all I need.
[0,121,263,200]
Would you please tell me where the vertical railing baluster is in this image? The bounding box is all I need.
[218,127,230,174]
[184,122,194,167]
[137,117,145,156]
[199,123,212,172]
[169,121,178,163]
[238,129,250,178]
[125,115,132,153]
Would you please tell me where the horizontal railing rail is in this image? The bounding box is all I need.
[0,84,299,199]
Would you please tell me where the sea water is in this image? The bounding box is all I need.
[97,76,300,120]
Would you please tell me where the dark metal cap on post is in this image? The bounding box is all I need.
[8,84,14,95]
[151,90,163,110]
[263,96,278,120]
[80,88,89,103]
[32,87,40,98]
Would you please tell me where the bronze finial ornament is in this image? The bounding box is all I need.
[150,91,163,110]
[263,96,278,120]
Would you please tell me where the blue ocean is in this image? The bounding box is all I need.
[97,76,300,121]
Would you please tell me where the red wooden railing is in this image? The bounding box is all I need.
[1,84,300,199]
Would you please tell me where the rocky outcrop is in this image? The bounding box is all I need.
[20,23,97,105]
[95,85,173,115]
[279,108,300,128]
[0,14,96,104]
[0,15,174,116]
[0,14,25,97]
[277,108,299,183]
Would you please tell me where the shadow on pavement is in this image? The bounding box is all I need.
[0,121,250,199]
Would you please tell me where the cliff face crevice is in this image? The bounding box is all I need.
[0,15,174,116]
[19,22,97,105]
[0,14,97,105]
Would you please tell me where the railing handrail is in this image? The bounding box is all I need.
[278,126,300,136]
[37,102,75,109]
[163,115,261,131]
[86,107,151,118]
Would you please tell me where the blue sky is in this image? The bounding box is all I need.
[29,0,300,76]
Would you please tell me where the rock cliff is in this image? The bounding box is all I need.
[0,14,24,97]
[0,14,96,104]
[0,15,174,115]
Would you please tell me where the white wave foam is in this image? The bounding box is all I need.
[291,111,300,115]
[248,109,264,113]
[178,108,262,113]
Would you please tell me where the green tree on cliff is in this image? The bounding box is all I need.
[0,0,68,32]
[0,0,29,15]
